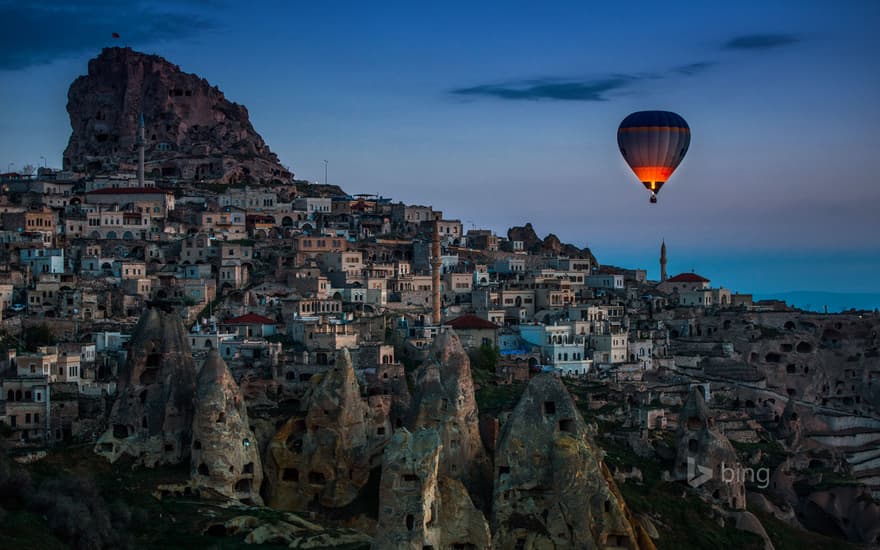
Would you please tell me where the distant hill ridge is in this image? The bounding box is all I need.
[757,291,880,312]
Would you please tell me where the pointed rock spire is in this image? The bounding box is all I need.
[191,349,263,504]
[492,373,644,549]
[95,307,197,467]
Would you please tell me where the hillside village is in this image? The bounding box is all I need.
[0,159,755,450]
[1,47,879,550]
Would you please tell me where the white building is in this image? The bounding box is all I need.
[627,339,654,368]
[519,323,592,377]
[294,197,332,215]
[585,274,625,290]
[591,331,629,365]
[494,257,526,274]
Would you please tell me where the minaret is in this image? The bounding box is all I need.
[660,239,668,282]
[136,112,145,186]
[431,213,442,325]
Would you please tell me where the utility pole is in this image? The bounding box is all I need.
[323,160,328,186]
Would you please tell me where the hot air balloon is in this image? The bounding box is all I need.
[617,111,690,203]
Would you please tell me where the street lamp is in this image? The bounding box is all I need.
[323,160,328,186]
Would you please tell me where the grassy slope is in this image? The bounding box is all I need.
[4,445,365,549]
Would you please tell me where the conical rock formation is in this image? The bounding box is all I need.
[408,331,489,499]
[674,386,746,510]
[373,428,490,550]
[191,349,263,504]
[263,348,372,510]
[492,373,643,549]
[95,307,197,467]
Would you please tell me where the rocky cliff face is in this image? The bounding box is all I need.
[373,428,491,550]
[492,373,644,549]
[64,47,291,183]
[408,331,490,502]
[673,387,745,510]
[803,486,880,544]
[507,222,596,262]
[262,348,374,510]
[95,307,197,467]
[191,350,263,504]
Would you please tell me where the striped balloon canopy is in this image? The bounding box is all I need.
[617,111,690,203]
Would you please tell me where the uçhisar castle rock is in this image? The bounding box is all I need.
[262,348,374,510]
[64,47,292,183]
[191,349,263,504]
[95,307,197,467]
[492,373,649,549]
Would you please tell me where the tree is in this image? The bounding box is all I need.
[23,324,55,351]
[471,342,500,373]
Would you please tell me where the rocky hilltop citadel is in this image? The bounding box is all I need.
[63,47,291,183]
[1,47,878,550]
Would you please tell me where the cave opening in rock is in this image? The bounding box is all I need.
[543,401,556,415]
[205,524,226,537]
[797,342,813,353]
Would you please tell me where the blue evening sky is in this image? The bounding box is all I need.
[1,1,878,301]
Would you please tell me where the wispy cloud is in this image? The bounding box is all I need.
[0,1,216,71]
[673,61,717,76]
[450,30,804,103]
[452,76,635,102]
[450,60,714,103]
[722,33,800,51]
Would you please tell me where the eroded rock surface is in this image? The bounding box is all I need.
[492,373,644,549]
[373,428,490,550]
[95,307,196,466]
[803,486,880,544]
[64,47,291,183]
[191,349,263,504]
[408,331,490,499]
[263,348,372,510]
[673,386,746,510]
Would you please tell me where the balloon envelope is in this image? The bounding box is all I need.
[617,111,690,195]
